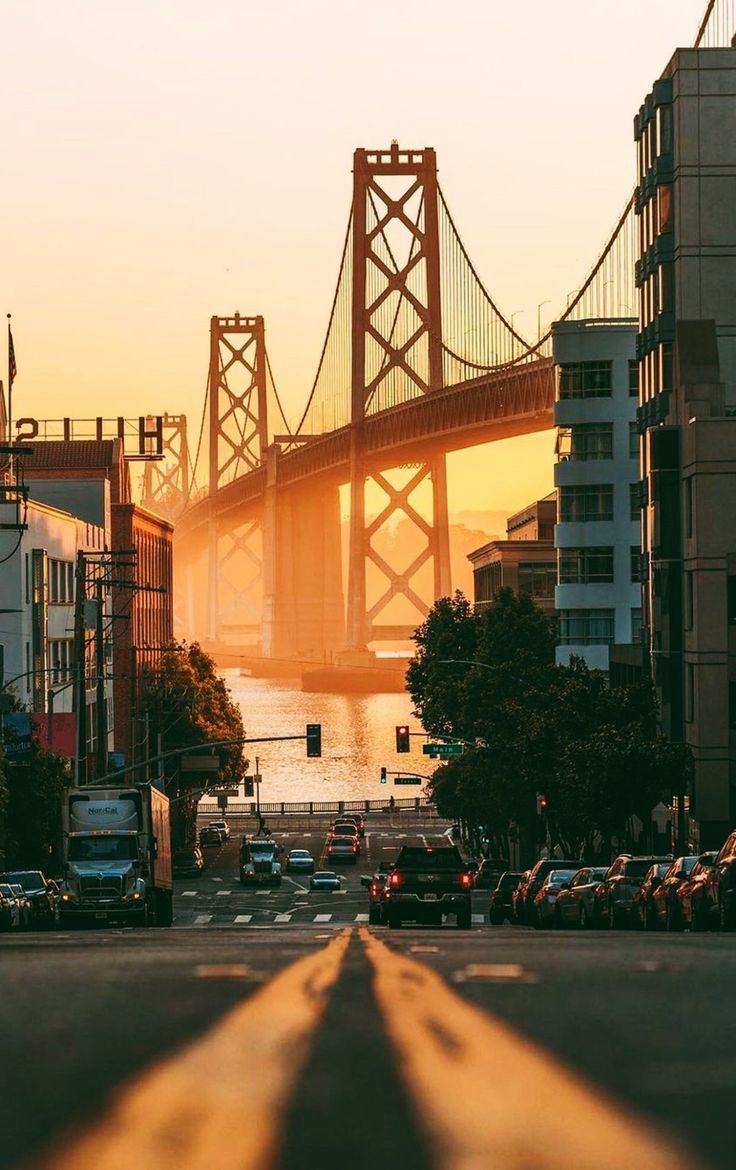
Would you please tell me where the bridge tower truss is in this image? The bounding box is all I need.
[140,413,190,522]
[207,314,268,646]
[347,145,451,650]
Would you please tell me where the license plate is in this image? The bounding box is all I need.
[424,893,438,901]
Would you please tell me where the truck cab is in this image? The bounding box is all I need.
[239,837,282,886]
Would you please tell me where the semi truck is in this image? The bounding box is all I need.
[59,784,173,927]
[239,836,282,886]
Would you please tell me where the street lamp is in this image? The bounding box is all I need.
[537,300,551,341]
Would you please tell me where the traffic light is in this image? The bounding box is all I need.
[536,792,548,815]
[306,723,322,757]
[380,766,387,784]
[244,776,254,797]
[395,725,410,753]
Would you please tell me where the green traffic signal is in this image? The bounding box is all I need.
[306,723,322,757]
[380,766,387,783]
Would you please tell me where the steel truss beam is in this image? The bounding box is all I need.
[209,314,268,495]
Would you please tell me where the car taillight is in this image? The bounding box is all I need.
[389,872,401,888]
[460,872,473,889]
[370,883,378,895]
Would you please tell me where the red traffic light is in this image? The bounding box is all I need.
[395,725,410,753]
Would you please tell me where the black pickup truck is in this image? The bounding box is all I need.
[382,845,473,929]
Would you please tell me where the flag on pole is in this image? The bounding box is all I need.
[8,323,16,387]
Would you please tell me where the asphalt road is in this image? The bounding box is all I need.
[1,828,733,1170]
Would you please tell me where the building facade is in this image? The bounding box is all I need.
[553,320,641,672]
[468,496,557,613]
[635,47,736,848]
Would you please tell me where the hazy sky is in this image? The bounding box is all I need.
[2,1,706,513]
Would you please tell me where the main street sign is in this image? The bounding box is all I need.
[422,742,463,757]
[394,776,422,785]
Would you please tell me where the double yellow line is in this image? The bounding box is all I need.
[41,929,702,1170]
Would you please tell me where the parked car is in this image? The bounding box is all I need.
[512,870,531,922]
[286,849,315,875]
[676,852,717,931]
[172,848,205,878]
[630,863,672,930]
[310,871,342,891]
[533,869,579,928]
[199,825,224,847]
[7,884,33,929]
[554,866,608,928]
[699,829,736,930]
[0,884,21,931]
[651,855,699,931]
[475,858,511,891]
[517,859,580,924]
[592,855,672,929]
[206,820,231,841]
[489,871,522,924]
[0,870,59,929]
[326,836,359,865]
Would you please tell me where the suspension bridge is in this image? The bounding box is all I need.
[140,0,734,670]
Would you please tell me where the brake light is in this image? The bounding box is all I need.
[460,872,473,889]
[370,882,378,895]
[389,872,401,888]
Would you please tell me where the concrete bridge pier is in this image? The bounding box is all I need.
[263,465,345,661]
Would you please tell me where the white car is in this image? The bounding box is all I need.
[207,820,231,841]
[286,849,315,874]
[310,871,342,891]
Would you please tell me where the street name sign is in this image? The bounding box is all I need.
[394,776,422,785]
[422,742,463,757]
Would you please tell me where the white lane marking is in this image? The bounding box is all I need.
[419,834,427,846]
[283,877,309,894]
[181,891,198,898]
[314,914,332,923]
[354,914,369,922]
[274,914,292,924]
[255,890,272,896]
[331,889,348,895]
[211,877,223,882]
[216,890,232,897]
[472,914,485,924]
[234,915,253,924]
[194,914,212,926]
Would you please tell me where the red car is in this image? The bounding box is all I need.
[675,852,717,930]
[696,831,736,930]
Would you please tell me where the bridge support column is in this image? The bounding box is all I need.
[431,454,452,599]
[268,476,345,661]
[261,446,279,659]
[206,506,219,644]
[346,428,367,652]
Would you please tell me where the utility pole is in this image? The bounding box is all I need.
[95,575,107,778]
[73,549,87,785]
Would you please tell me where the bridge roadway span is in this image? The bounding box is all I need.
[176,359,554,544]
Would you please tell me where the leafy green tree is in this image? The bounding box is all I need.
[2,745,68,872]
[143,642,246,847]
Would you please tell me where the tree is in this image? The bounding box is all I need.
[143,643,246,847]
[2,744,68,872]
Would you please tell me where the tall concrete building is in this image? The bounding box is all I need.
[468,496,557,615]
[553,320,641,672]
[635,47,736,848]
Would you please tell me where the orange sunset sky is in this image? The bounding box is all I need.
[2,1,705,516]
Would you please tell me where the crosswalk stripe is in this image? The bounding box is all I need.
[216,891,232,897]
[274,914,292,924]
[181,891,197,897]
[255,890,271,896]
[194,914,212,926]
[42,931,351,1170]
[314,914,332,923]
[472,914,485,924]
[331,890,348,895]
[360,930,698,1170]
[354,914,369,922]
[234,915,252,924]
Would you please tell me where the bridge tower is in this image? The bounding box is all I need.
[140,413,190,521]
[347,144,451,651]
[207,314,268,646]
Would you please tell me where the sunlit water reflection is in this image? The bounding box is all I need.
[200,671,430,804]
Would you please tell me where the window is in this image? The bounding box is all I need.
[656,104,673,156]
[629,422,640,460]
[685,662,694,723]
[48,638,73,684]
[685,571,694,631]
[630,483,641,522]
[518,562,557,600]
[569,423,613,461]
[559,609,615,645]
[559,547,614,585]
[474,562,502,606]
[47,559,74,604]
[559,484,613,523]
[558,361,613,399]
[657,184,673,235]
[631,608,642,644]
[631,546,644,583]
[629,361,639,397]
